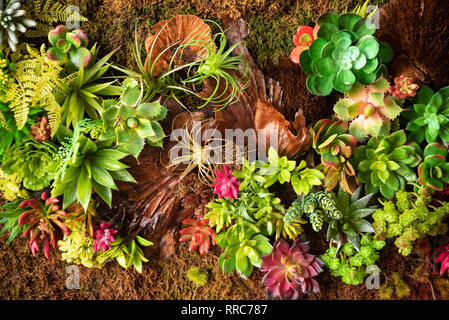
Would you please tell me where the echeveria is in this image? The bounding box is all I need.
[179,218,217,255]
[417,143,449,191]
[290,25,319,64]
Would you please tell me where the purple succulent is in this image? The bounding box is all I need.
[211,165,241,201]
[261,238,324,300]
[93,222,118,253]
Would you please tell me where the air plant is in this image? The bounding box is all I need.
[179,218,217,255]
[211,165,241,201]
[261,238,324,299]
[17,192,70,259]
[417,143,449,191]
[290,25,319,64]
[436,243,449,275]
[334,77,403,141]
[312,119,358,193]
[403,85,449,144]
[0,0,36,51]
[352,130,422,199]
[93,221,118,253]
[388,75,419,100]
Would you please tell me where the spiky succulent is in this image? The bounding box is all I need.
[312,119,358,193]
[179,218,217,255]
[352,130,422,199]
[299,12,393,96]
[0,0,36,51]
[261,238,324,299]
[403,85,449,144]
[417,143,449,191]
[334,77,403,140]
[284,191,342,231]
[211,165,241,201]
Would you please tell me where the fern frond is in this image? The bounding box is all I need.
[44,96,62,136]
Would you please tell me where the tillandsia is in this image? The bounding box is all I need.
[93,221,118,253]
[284,191,343,232]
[290,24,319,65]
[179,218,217,255]
[0,0,36,51]
[388,75,419,100]
[327,186,376,252]
[402,85,449,144]
[101,78,167,158]
[312,119,358,193]
[47,25,92,69]
[0,199,27,244]
[417,143,449,191]
[1,139,59,191]
[320,234,385,285]
[17,192,70,259]
[299,11,393,96]
[333,77,403,141]
[261,238,324,299]
[372,188,449,256]
[436,243,449,275]
[211,165,241,201]
[352,130,422,199]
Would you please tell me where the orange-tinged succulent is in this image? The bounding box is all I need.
[290,25,319,64]
[179,218,216,254]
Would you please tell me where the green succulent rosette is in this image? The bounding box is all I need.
[417,143,449,191]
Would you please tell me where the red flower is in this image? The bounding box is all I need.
[290,25,319,64]
[388,75,419,100]
[261,238,324,300]
[179,218,216,254]
[436,244,449,275]
[211,165,241,201]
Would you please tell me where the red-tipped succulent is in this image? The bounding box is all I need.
[436,243,449,275]
[211,165,241,201]
[290,25,319,64]
[261,238,324,300]
[18,192,70,259]
[388,75,420,100]
[179,218,216,255]
[93,222,118,253]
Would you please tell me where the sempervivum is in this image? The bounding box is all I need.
[179,218,216,254]
[261,238,324,300]
[211,165,241,201]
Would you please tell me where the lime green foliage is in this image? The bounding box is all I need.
[352,130,422,199]
[0,170,29,201]
[417,143,449,191]
[284,191,342,232]
[58,221,106,268]
[64,200,98,238]
[372,188,448,256]
[101,78,167,158]
[1,139,59,191]
[379,273,410,299]
[403,85,449,144]
[57,45,122,129]
[320,234,385,285]
[300,12,393,96]
[187,267,209,286]
[0,50,15,97]
[327,186,376,252]
[99,236,153,274]
[0,199,27,245]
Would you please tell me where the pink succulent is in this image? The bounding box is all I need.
[436,244,449,275]
[211,165,241,201]
[179,218,216,255]
[261,238,324,300]
[388,75,420,100]
[290,24,319,64]
[93,222,118,253]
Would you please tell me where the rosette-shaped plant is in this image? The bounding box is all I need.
[312,119,358,193]
[403,86,449,144]
[30,117,51,142]
[18,193,70,259]
[1,139,59,191]
[290,25,319,64]
[261,238,324,299]
[352,130,422,199]
[388,75,419,100]
[436,244,449,275]
[211,165,241,201]
[0,0,36,51]
[93,222,118,253]
[179,218,217,255]
[417,143,449,191]
[47,25,92,69]
[334,78,403,140]
[299,12,393,96]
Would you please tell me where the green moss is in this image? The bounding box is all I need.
[379,272,410,300]
[187,267,209,286]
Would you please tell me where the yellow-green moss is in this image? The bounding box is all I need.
[379,272,410,300]
[187,267,209,286]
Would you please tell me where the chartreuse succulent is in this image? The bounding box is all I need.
[403,85,449,144]
[320,234,385,285]
[417,143,449,191]
[299,12,393,96]
[0,0,36,51]
[0,169,28,201]
[327,186,376,253]
[334,78,403,141]
[1,139,59,191]
[51,134,136,210]
[101,78,167,158]
[312,119,358,193]
[352,130,422,199]
[372,188,449,256]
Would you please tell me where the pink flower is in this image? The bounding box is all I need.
[436,244,449,275]
[211,165,241,201]
[93,222,118,253]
